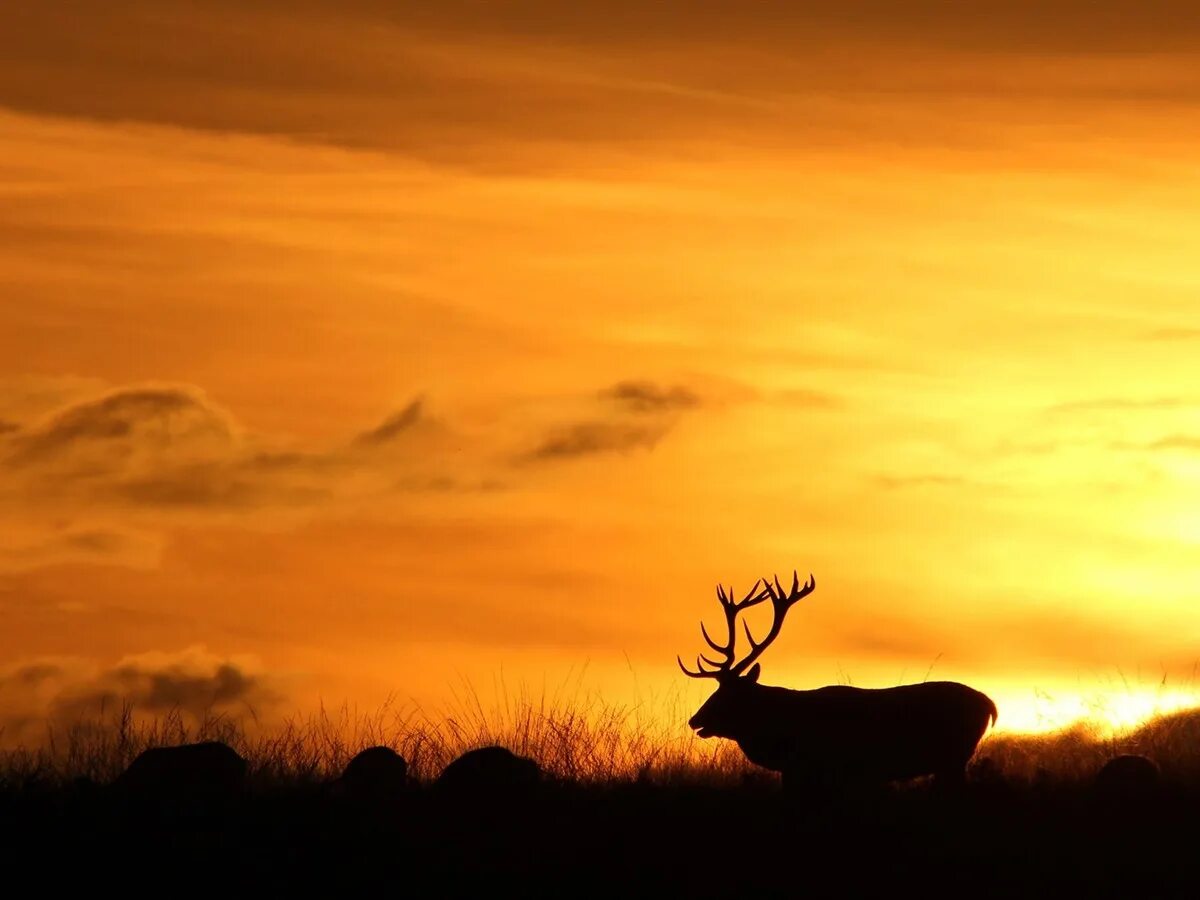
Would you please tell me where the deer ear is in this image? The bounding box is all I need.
[744,663,761,683]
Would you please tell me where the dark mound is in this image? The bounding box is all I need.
[1095,754,1161,799]
[114,741,246,797]
[110,741,246,819]
[435,746,541,794]
[335,746,409,800]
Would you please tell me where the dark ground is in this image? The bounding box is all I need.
[2,780,1198,897]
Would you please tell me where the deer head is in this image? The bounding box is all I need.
[678,571,815,739]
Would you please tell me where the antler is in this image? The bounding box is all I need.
[677,571,816,680]
[677,579,767,679]
[732,571,816,676]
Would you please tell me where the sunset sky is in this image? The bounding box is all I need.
[3,2,1200,740]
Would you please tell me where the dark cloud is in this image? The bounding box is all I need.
[0,379,707,515]
[0,385,306,511]
[599,381,700,414]
[0,384,357,512]
[521,377,723,462]
[0,378,718,570]
[352,398,425,447]
[5,1,1200,169]
[9,663,63,687]
[0,420,17,435]
[527,420,669,461]
[0,649,280,736]
[388,1,1200,52]
[5,386,236,471]
[59,661,266,718]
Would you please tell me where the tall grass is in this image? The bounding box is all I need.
[979,707,1200,786]
[5,686,1200,790]
[0,684,752,789]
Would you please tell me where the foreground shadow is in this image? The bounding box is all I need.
[4,741,1200,896]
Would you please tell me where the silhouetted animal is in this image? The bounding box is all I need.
[436,746,541,794]
[113,741,247,805]
[335,746,408,800]
[679,572,997,791]
[1095,754,1161,800]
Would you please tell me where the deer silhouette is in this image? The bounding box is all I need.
[679,571,997,792]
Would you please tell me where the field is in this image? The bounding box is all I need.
[4,695,1200,895]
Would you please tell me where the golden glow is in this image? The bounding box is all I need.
[987,685,1200,736]
[2,4,1200,743]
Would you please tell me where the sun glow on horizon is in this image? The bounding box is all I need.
[986,685,1200,737]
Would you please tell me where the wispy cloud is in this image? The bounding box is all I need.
[5,385,237,472]
[599,380,701,413]
[526,420,670,461]
[522,379,713,463]
[0,384,321,510]
[0,384,458,512]
[0,377,729,570]
[351,398,426,447]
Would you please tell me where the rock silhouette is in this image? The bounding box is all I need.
[436,746,541,794]
[334,746,409,801]
[112,741,247,809]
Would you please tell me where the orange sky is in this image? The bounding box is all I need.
[3,2,1200,740]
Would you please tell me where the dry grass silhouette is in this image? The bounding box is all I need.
[0,686,751,789]
[4,684,1200,790]
[979,708,1200,787]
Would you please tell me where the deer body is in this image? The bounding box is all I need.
[679,572,997,789]
[692,678,996,786]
